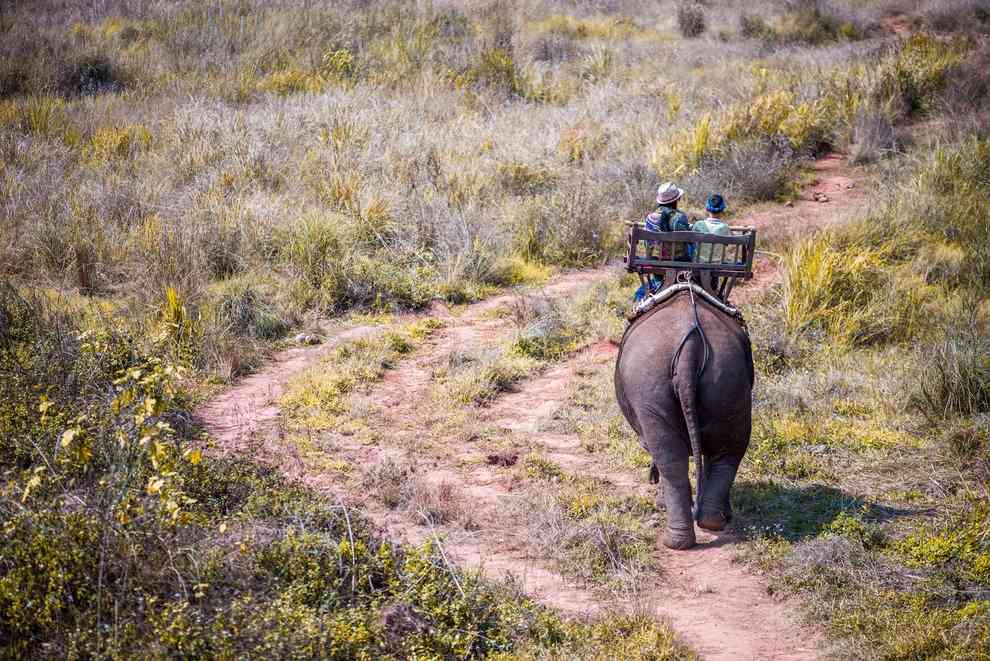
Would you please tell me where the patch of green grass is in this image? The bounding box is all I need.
[782,137,990,351]
[523,453,566,482]
[281,318,442,429]
[435,348,535,406]
[747,412,920,481]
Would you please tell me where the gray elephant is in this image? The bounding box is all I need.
[615,288,753,549]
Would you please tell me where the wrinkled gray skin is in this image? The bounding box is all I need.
[615,293,753,549]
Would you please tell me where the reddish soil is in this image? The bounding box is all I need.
[744,153,867,236]
[196,154,871,659]
[198,324,381,451]
[883,14,913,38]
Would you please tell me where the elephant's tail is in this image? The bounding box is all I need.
[674,349,704,521]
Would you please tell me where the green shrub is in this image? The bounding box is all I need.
[0,510,102,650]
[911,321,990,419]
[214,284,288,340]
[825,511,885,550]
[523,453,566,481]
[873,33,969,118]
[456,48,524,98]
[739,13,773,40]
[676,4,706,39]
[278,213,346,288]
[896,501,990,585]
[776,4,857,45]
[279,215,434,313]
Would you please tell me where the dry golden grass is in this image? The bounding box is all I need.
[2,0,988,658]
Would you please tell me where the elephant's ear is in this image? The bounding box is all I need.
[649,462,660,484]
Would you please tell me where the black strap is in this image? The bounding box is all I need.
[669,279,710,380]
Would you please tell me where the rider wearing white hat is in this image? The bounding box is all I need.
[635,181,693,301]
[655,181,684,206]
[645,181,691,248]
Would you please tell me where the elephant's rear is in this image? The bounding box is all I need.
[614,293,754,548]
[616,296,753,453]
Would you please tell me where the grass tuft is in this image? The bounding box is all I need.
[676,4,706,39]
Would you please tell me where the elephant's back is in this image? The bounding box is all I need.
[615,297,695,391]
[616,292,753,450]
[616,294,752,392]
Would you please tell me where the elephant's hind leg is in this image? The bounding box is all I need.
[641,423,696,549]
[697,453,742,532]
[659,455,697,549]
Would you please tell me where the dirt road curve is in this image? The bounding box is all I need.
[197,153,868,660]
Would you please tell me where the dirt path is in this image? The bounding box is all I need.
[197,153,870,659]
[197,323,384,454]
[195,267,615,464]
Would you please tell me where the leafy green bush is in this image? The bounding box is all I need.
[676,4,706,39]
[896,500,990,585]
[214,283,288,340]
[739,13,774,40]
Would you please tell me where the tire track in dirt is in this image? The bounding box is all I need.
[225,265,627,615]
[194,267,612,462]
[343,155,869,658]
[197,154,870,658]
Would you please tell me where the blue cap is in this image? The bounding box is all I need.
[706,194,726,214]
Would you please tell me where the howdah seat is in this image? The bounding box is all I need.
[624,223,756,302]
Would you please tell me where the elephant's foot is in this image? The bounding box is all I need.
[697,513,727,531]
[661,529,696,550]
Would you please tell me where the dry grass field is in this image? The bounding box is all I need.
[2,0,990,658]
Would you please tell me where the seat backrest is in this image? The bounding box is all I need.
[626,224,755,274]
[625,224,756,301]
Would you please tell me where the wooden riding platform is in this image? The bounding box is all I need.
[624,223,757,301]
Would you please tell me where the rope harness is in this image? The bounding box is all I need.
[670,273,710,380]
[629,280,742,321]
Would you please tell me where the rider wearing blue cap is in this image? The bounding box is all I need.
[692,194,732,263]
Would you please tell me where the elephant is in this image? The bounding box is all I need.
[615,286,753,549]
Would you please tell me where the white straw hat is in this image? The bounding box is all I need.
[656,181,684,205]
